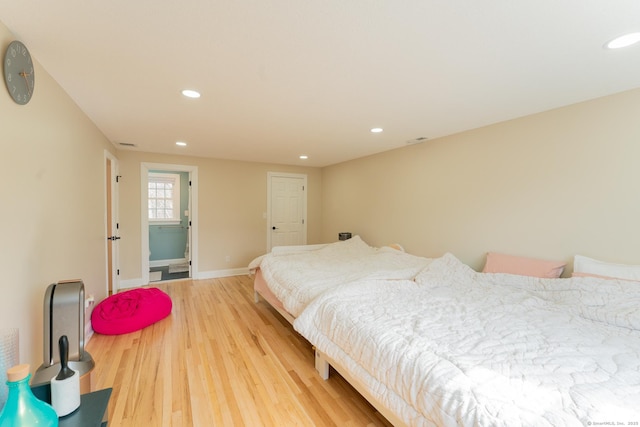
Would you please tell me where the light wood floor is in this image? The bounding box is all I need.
[86,275,393,426]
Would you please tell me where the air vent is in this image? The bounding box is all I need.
[119,142,137,147]
[406,137,428,145]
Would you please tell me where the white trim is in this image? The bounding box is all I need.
[84,323,94,345]
[149,258,187,268]
[197,267,249,279]
[148,172,181,222]
[141,163,199,284]
[149,220,181,225]
[266,172,308,252]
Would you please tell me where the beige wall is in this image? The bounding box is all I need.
[0,22,115,369]
[322,88,640,272]
[116,151,322,282]
[4,9,639,368]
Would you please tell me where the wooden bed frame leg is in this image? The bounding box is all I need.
[315,349,330,380]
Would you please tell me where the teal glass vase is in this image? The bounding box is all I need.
[0,364,58,427]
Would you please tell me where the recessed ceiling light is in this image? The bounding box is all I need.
[181,89,201,98]
[176,141,187,146]
[299,155,308,160]
[370,128,383,133]
[605,32,640,49]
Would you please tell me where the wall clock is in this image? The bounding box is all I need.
[3,40,35,105]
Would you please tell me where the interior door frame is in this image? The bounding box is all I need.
[141,162,199,283]
[266,171,307,252]
[104,150,119,294]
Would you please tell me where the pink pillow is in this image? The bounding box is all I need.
[482,252,565,278]
[91,287,172,335]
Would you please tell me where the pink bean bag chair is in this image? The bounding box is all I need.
[91,287,172,335]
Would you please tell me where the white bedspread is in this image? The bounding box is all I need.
[252,236,432,317]
[294,253,640,426]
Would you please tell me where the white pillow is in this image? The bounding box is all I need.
[573,254,640,281]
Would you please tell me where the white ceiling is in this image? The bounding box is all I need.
[2,1,640,167]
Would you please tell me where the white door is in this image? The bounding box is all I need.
[268,172,307,250]
[105,151,120,294]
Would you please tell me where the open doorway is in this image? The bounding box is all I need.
[141,163,198,284]
[148,170,190,281]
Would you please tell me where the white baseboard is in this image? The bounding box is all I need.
[196,267,249,279]
[117,267,249,291]
[84,307,94,346]
[119,278,145,289]
[85,323,94,344]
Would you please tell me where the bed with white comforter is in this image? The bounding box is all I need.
[294,253,640,426]
[250,236,432,317]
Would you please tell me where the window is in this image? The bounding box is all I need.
[148,173,181,223]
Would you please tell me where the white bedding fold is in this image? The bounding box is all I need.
[254,236,432,317]
[294,253,640,426]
